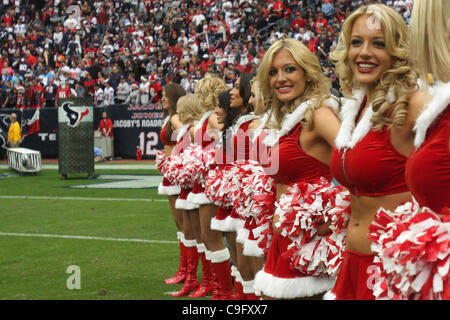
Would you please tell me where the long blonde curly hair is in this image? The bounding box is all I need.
[410,0,450,90]
[330,4,418,130]
[194,73,231,113]
[256,38,331,130]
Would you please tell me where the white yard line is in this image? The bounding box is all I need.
[0,232,177,244]
[0,195,168,202]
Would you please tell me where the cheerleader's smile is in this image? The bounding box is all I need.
[268,49,307,103]
[349,15,392,86]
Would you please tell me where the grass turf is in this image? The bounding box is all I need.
[0,167,206,300]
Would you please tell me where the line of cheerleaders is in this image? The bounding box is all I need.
[155,2,450,300]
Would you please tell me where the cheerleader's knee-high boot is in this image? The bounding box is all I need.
[164,232,187,285]
[210,248,235,300]
[171,239,200,297]
[189,243,215,298]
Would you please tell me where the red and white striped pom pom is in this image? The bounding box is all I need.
[274,178,348,277]
[198,148,216,188]
[323,190,351,277]
[369,202,450,300]
[162,152,185,187]
[204,165,235,208]
[228,160,265,219]
[155,150,166,174]
[160,154,178,185]
[177,144,205,188]
[250,175,277,256]
[165,144,207,189]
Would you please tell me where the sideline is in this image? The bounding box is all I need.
[0,164,156,170]
[0,232,177,244]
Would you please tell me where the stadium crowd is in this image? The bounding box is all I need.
[0,0,413,109]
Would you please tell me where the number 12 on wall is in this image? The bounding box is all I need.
[138,131,159,156]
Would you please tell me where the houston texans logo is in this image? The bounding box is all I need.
[62,102,90,127]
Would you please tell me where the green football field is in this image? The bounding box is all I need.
[0,162,208,300]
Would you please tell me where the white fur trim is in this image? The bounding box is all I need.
[242,280,256,294]
[175,198,199,210]
[335,88,370,150]
[236,228,250,244]
[230,113,260,137]
[414,81,450,148]
[263,100,313,147]
[225,215,245,232]
[251,112,270,143]
[162,116,170,129]
[326,96,341,113]
[210,216,241,232]
[194,110,215,131]
[243,239,265,257]
[254,270,335,299]
[210,248,231,263]
[335,87,396,150]
[322,290,336,300]
[184,239,198,248]
[187,192,212,205]
[205,250,212,261]
[176,124,191,142]
[196,243,207,253]
[158,183,181,195]
[176,231,184,241]
[230,265,239,277]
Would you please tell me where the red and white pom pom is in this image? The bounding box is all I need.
[198,147,216,188]
[250,176,277,256]
[164,144,204,189]
[274,178,349,277]
[162,152,186,187]
[155,149,166,174]
[204,165,235,208]
[323,190,351,277]
[228,160,265,219]
[369,201,450,300]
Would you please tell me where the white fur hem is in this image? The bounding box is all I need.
[210,248,231,263]
[187,192,212,205]
[175,198,199,210]
[158,183,181,195]
[184,239,197,248]
[242,280,256,294]
[323,290,336,300]
[254,270,335,299]
[196,243,206,253]
[210,217,238,232]
[225,216,245,232]
[236,228,250,244]
[243,239,264,257]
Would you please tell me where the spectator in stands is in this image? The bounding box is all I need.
[103,80,115,107]
[116,76,130,104]
[125,83,139,105]
[93,82,104,108]
[138,75,149,105]
[7,112,21,148]
[55,81,72,107]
